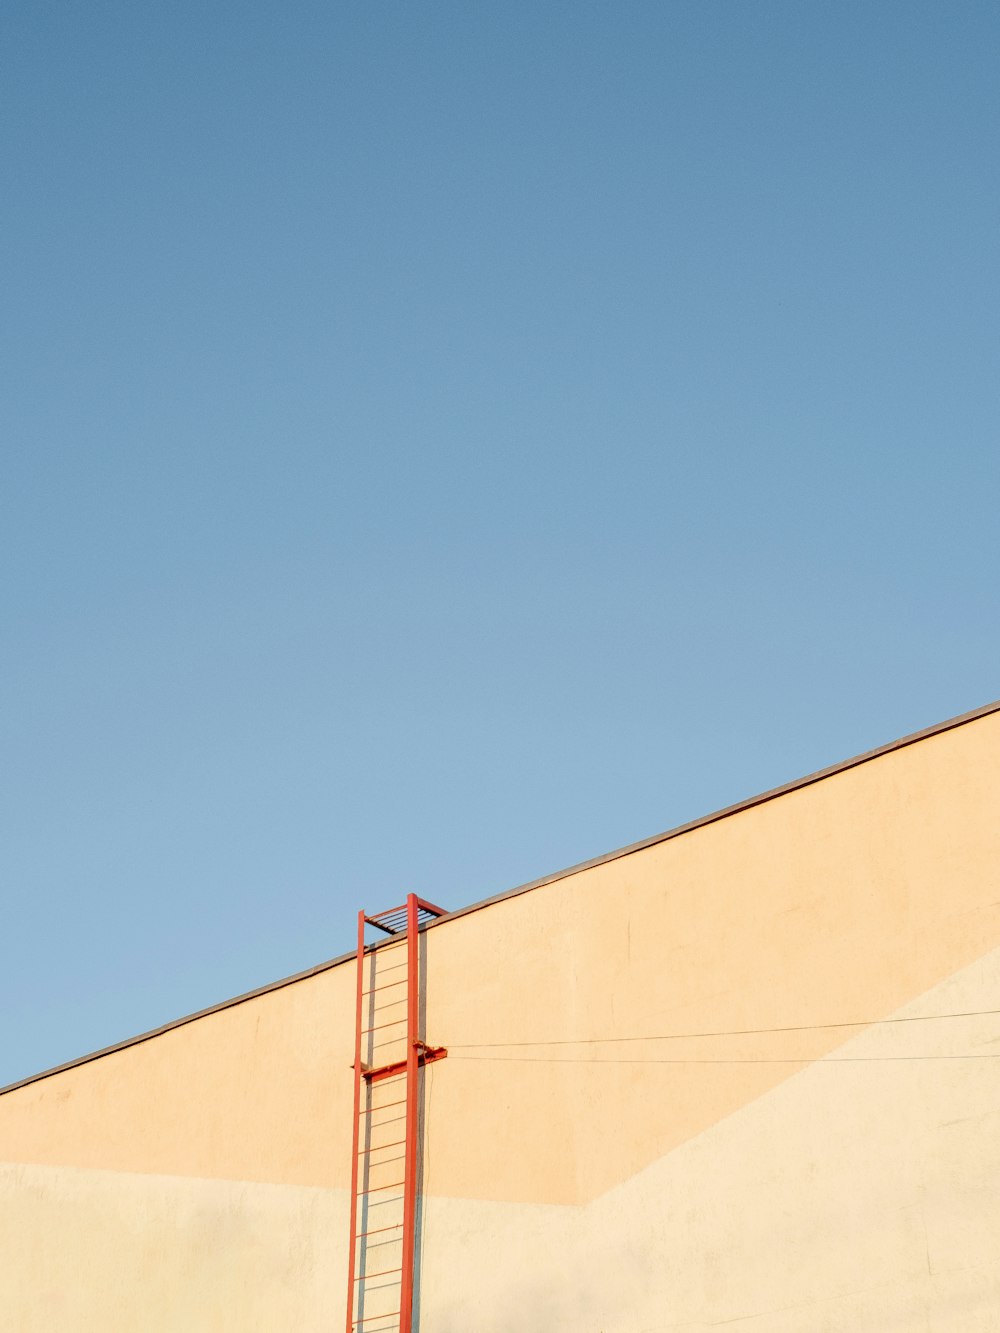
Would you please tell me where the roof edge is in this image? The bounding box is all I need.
[431,694,1000,929]
[3,694,998,1099]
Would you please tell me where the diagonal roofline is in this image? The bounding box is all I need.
[3,695,999,1099]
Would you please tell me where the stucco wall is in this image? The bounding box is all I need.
[2,706,999,1329]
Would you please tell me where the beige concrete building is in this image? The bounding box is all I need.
[3,699,1000,1331]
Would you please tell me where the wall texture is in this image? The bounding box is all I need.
[3,705,1000,1330]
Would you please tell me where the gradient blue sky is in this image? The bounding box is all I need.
[2,2,998,1087]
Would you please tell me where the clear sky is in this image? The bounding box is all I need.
[2,2,998,1088]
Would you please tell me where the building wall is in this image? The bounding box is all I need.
[3,706,1000,1329]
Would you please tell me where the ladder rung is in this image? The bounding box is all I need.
[360,979,407,997]
[354,1266,402,1283]
[361,1019,407,1035]
[358,1138,405,1155]
[360,965,407,986]
[357,1179,404,1196]
[356,1222,404,1240]
[355,1282,403,1299]
[363,1115,405,1130]
[353,1314,400,1328]
[362,1154,405,1170]
[359,1098,406,1117]
[365,1087,408,1109]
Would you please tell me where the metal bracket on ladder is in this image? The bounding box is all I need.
[345,893,447,1333]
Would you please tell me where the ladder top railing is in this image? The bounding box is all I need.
[363,899,447,937]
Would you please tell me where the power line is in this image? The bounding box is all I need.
[450,1052,1000,1066]
[445,1005,1000,1050]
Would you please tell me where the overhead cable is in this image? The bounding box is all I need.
[445,1004,1000,1050]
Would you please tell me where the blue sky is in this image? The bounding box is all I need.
[2,2,998,1087]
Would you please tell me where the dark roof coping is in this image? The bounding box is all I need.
[3,695,998,1099]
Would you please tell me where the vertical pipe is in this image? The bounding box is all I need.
[345,910,366,1333]
[400,893,420,1332]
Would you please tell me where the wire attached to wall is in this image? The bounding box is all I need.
[450,1051,1000,1066]
[445,1004,1000,1051]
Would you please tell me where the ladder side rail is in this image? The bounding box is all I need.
[399,892,420,1333]
[345,910,366,1333]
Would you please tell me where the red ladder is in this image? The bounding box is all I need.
[345,894,447,1333]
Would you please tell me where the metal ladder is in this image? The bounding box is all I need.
[345,894,447,1333]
